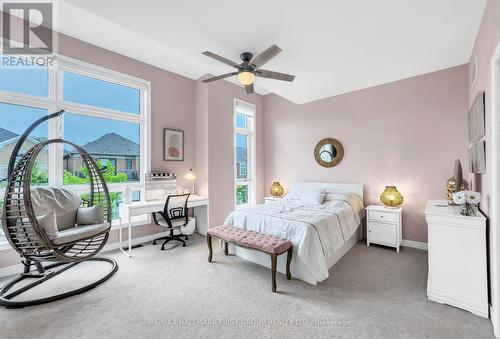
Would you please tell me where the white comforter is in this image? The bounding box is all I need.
[224,193,364,283]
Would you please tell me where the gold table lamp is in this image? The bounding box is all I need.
[270,182,284,197]
[380,186,403,208]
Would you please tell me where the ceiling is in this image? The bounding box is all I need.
[59,0,487,104]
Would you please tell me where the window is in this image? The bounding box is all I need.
[126,158,133,170]
[234,99,256,208]
[0,55,150,244]
[63,71,140,114]
[0,56,48,97]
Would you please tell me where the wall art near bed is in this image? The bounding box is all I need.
[314,138,344,168]
[164,128,184,161]
[469,140,486,174]
[468,91,485,143]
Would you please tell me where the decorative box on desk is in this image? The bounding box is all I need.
[425,200,488,318]
[366,205,403,252]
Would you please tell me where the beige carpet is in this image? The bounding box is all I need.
[0,234,494,339]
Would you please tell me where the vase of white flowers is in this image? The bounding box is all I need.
[452,191,481,216]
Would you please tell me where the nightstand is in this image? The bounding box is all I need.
[264,196,283,204]
[366,205,403,252]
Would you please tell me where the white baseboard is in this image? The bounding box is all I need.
[428,286,489,318]
[0,231,170,279]
[402,239,428,251]
[491,305,498,338]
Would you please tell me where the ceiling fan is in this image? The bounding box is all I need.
[201,44,295,94]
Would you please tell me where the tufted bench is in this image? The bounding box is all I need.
[207,225,293,292]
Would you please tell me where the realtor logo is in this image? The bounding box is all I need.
[1,1,53,55]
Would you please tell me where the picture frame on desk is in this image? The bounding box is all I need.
[164,128,184,161]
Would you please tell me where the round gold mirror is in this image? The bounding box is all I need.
[314,138,344,168]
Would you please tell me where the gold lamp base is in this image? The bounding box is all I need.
[380,186,403,208]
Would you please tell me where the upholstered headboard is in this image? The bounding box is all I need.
[292,182,364,201]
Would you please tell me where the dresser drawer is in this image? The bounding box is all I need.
[369,210,397,224]
[368,222,396,245]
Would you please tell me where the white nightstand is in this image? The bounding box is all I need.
[366,205,403,252]
[264,196,283,204]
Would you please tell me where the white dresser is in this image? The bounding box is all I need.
[366,205,403,252]
[425,200,488,318]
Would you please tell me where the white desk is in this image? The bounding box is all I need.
[118,195,208,257]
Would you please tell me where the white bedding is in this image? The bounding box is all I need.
[224,192,364,283]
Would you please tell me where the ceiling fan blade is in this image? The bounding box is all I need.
[202,72,238,83]
[202,51,240,68]
[250,44,282,68]
[255,69,295,82]
[245,83,254,94]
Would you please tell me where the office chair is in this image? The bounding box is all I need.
[152,193,190,250]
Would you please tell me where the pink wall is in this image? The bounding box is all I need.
[196,78,265,228]
[468,0,500,216]
[263,65,469,242]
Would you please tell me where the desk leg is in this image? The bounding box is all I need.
[119,216,132,258]
[194,205,208,235]
[128,217,132,256]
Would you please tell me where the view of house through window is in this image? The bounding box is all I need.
[234,100,255,207]
[0,56,149,243]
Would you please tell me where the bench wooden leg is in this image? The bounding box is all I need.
[286,247,292,280]
[271,253,277,292]
[207,235,213,262]
[224,241,228,255]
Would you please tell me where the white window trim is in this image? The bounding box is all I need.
[234,98,256,209]
[0,53,152,227]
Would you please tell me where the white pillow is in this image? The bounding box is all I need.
[301,190,326,205]
[77,204,104,226]
[36,210,58,239]
[31,187,82,230]
[283,189,303,200]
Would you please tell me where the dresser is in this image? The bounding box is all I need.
[425,200,488,318]
[366,205,403,252]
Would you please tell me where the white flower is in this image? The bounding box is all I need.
[452,191,466,205]
[466,191,481,205]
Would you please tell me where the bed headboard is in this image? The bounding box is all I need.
[292,182,364,200]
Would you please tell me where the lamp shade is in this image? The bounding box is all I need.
[270,182,284,197]
[184,169,196,181]
[380,186,403,208]
[237,71,256,86]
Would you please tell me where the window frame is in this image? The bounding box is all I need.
[234,99,256,209]
[0,54,152,234]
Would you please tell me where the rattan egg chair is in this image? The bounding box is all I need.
[0,111,118,308]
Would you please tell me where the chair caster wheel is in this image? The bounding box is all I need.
[153,241,156,245]
[185,236,188,240]
[161,247,165,251]
[183,244,186,247]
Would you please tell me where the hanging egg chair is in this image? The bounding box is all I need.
[0,111,118,308]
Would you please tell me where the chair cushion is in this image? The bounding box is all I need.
[77,204,104,225]
[155,214,188,228]
[52,223,110,245]
[31,187,82,230]
[208,225,292,254]
[36,210,58,239]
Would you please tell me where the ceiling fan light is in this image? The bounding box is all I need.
[237,71,255,86]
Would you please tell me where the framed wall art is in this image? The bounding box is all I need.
[164,128,184,161]
[468,91,485,144]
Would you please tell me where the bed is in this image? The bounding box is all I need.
[224,182,365,285]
